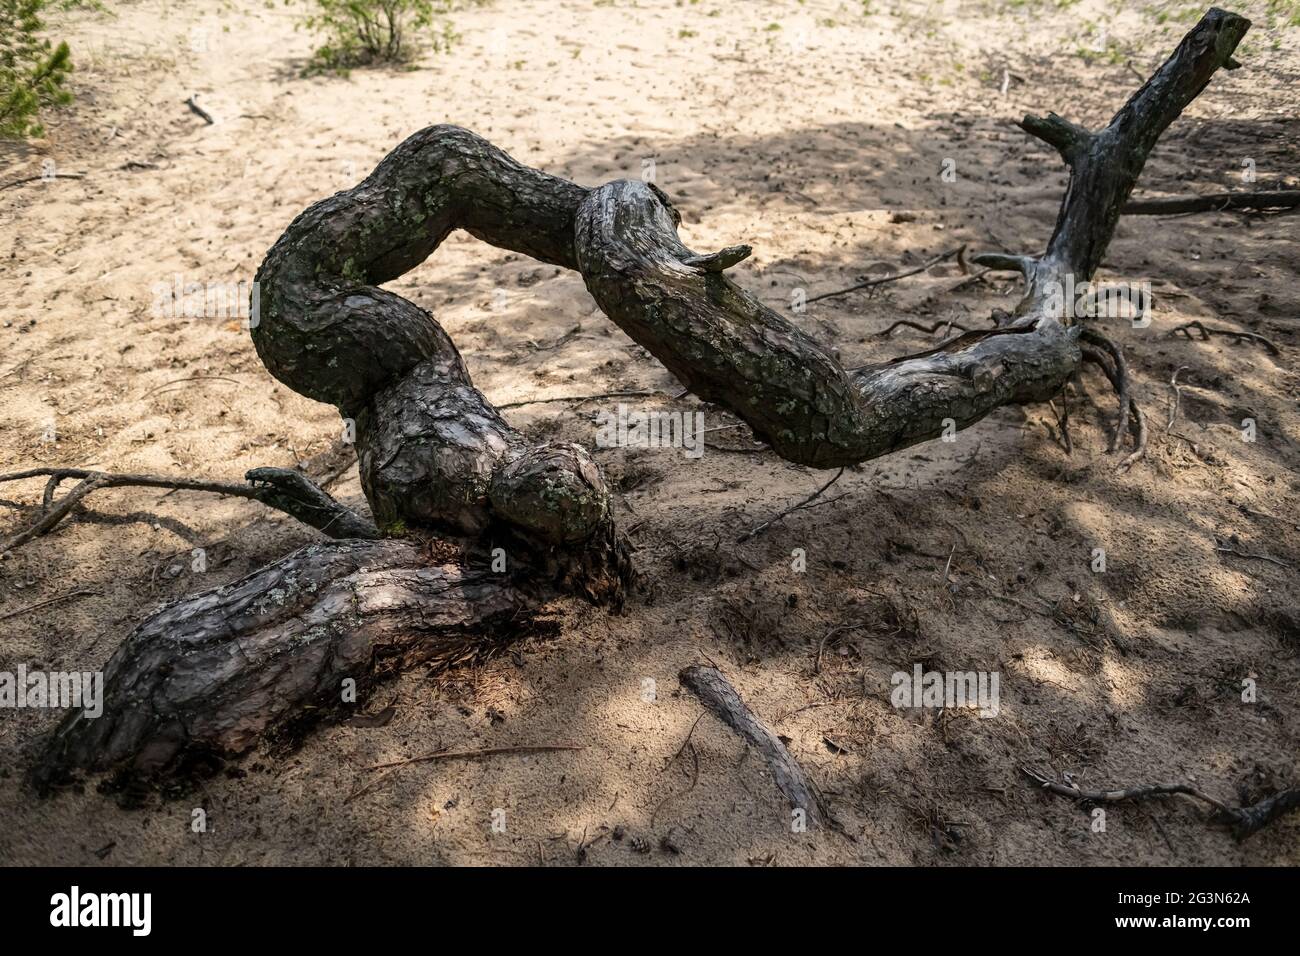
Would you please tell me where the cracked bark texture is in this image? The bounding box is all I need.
[34,539,539,794]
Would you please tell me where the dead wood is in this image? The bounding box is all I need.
[679,665,825,827]
[33,539,544,793]
[183,95,214,125]
[1169,320,1281,355]
[0,466,378,553]
[1123,189,1300,215]
[1021,767,1300,839]
[28,8,1252,791]
[0,173,86,191]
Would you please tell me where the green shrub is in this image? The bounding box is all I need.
[0,0,73,139]
[303,0,459,72]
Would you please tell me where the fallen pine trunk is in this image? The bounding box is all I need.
[33,539,543,795]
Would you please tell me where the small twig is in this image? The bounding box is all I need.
[973,584,1055,621]
[940,267,995,294]
[737,468,845,543]
[1214,544,1291,569]
[1021,767,1300,839]
[941,544,956,583]
[1048,396,1072,454]
[0,476,110,552]
[0,588,99,622]
[0,173,86,192]
[878,319,972,338]
[814,621,866,675]
[804,248,963,305]
[0,466,375,552]
[1021,766,1234,815]
[527,325,581,351]
[363,744,584,772]
[344,769,402,804]
[650,713,705,825]
[1123,189,1300,215]
[140,375,243,399]
[184,95,215,125]
[497,389,660,410]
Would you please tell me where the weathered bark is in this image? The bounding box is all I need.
[32,9,1249,791]
[33,539,541,795]
[251,127,614,555]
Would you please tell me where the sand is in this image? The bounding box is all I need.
[0,0,1297,865]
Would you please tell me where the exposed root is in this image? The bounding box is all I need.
[1169,320,1281,356]
[803,247,964,305]
[32,538,545,796]
[878,318,974,338]
[1079,333,1147,470]
[737,468,846,543]
[1079,329,1131,453]
[1021,767,1300,839]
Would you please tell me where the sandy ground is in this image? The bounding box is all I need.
[1,0,1298,866]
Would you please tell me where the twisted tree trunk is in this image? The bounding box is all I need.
[33,9,1249,791]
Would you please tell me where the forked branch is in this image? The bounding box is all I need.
[0,466,378,553]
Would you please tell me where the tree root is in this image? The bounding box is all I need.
[33,538,547,797]
[1021,767,1300,840]
[1080,332,1148,470]
[1169,320,1281,356]
[804,247,964,304]
[877,318,975,337]
[737,468,846,543]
